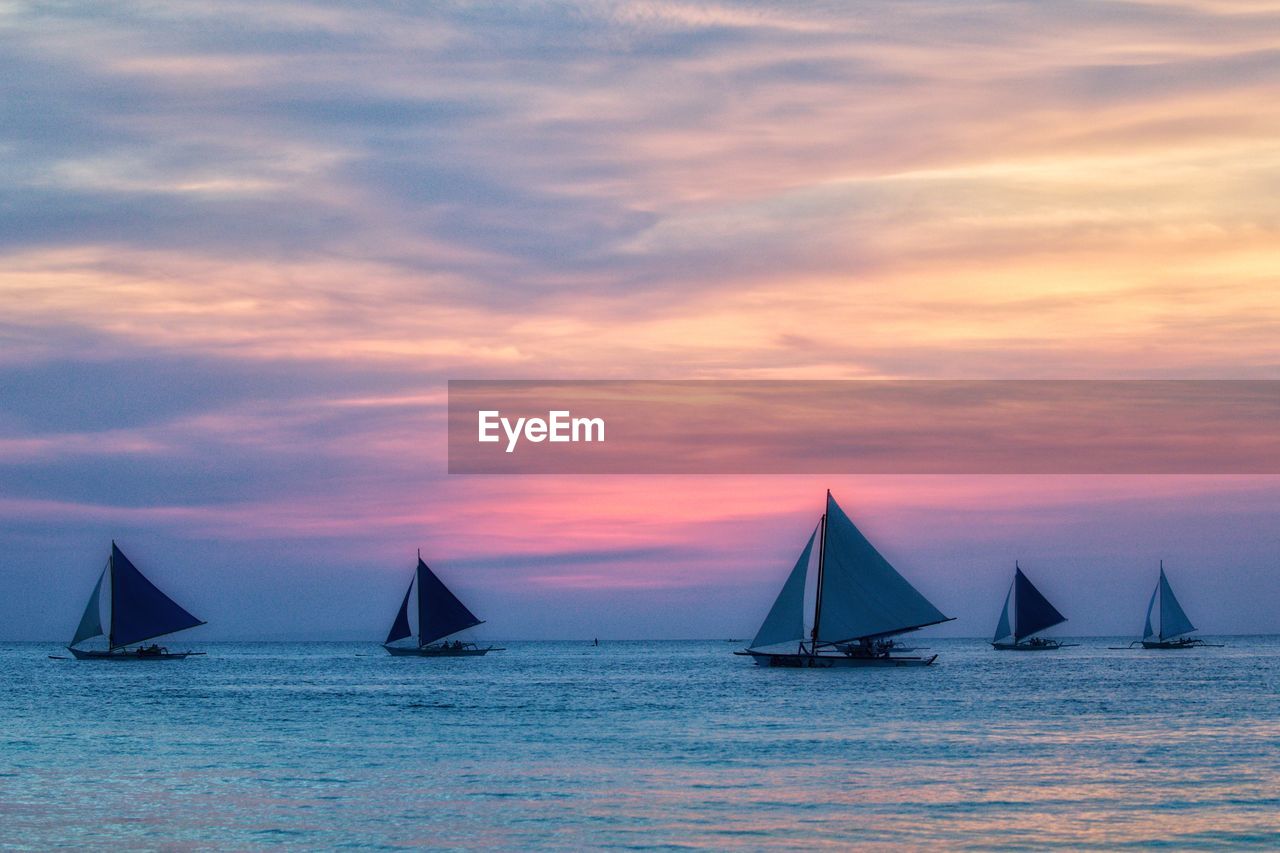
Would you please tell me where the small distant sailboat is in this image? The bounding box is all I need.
[991,562,1075,650]
[383,551,503,656]
[1128,562,1220,649]
[64,542,205,660]
[736,491,954,667]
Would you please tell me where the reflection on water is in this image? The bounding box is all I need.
[1,639,1277,848]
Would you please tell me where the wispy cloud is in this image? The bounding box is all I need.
[1,1,1278,638]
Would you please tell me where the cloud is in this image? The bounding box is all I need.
[1,0,1279,637]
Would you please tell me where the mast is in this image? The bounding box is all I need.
[107,540,116,649]
[1158,559,1164,639]
[1013,559,1019,627]
[811,490,829,652]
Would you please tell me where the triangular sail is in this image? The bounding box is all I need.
[1142,585,1158,642]
[108,543,204,649]
[992,581,1013,643]
[815,493,950,642]
[1012,566,1066,641]
[415,557,482,646]
[385,581,413,644]
[1157,567,1195,640]
[750,526,816,650]
[70,566,106,647]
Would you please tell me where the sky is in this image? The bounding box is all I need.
[1,0,1278,641]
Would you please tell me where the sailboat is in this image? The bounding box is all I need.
[1128,562,1218,649]
[383,551,503,656]
[736,491,954,667]
[991,562,1075,650]
[64,542,205,660]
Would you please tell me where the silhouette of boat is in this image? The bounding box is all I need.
[63,542,205,660]
[1123,562,1221,649]
[736,491,953,667]
[383,551,503,656]
[991,562,1076,650]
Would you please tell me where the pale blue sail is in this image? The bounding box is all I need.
[749,526,816,650]
[1141,563,1197,642]
[992,583,1013,644]
[1156,566,1195,640]
[70,567,106,647]
[1142,586,1158,642]
[815,493,949,642]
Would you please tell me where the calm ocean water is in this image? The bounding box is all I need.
[1,638,1277,850]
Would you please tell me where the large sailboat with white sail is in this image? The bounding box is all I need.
[383,551,503,656]
[736,491,953,667]
[991,562,1075,650]
[64,542,205,660]
[1128,562,1219,649]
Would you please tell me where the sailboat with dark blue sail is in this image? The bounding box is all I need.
[383,552,503,657]
[66,542,205,660]
[991,562,1074,650]
[1129,562,1218,649]
[735,491,953,667]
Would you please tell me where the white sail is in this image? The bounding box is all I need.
[750,526,816,650]
[816,494,950,642]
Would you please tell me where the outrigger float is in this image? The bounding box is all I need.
[736,491,953,667]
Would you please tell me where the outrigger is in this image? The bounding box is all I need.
[736,491,953,667]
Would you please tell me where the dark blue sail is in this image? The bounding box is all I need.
[1012,566,1066,642]
[385,583,413,644]
[108,542,205,649]
[416,557,482,646]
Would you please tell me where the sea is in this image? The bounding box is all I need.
[1,638,1277,850]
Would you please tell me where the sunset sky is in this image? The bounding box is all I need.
[2,1,1278,640]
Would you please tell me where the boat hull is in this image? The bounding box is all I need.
[1141,639,1204,649]
[67,648,199,660]
[383,644,500,657]
[738,650,937,668]
[992,641,1070,651]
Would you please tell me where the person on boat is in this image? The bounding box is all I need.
[844,638,888,659]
